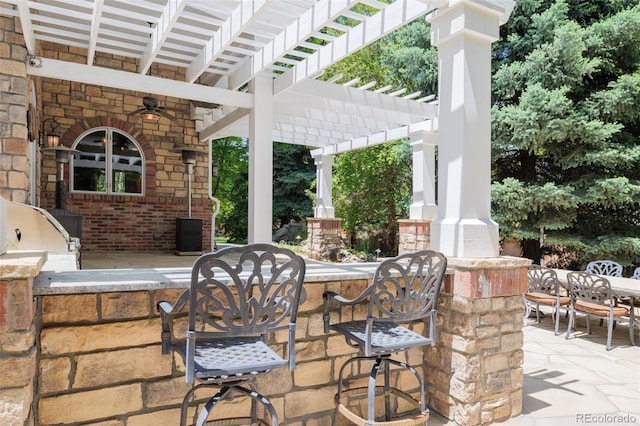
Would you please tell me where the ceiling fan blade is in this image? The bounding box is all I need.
[157,109,175,119]
[127,107,147,116]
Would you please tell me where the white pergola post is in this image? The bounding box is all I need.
[313,153,335,218]
[428,0,503,258]
[409,131,438,220]
[248,75,273,243]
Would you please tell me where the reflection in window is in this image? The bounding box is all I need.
[71,128,144,195]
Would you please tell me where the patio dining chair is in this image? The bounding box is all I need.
[323,250,447,425]
[565,272,635,351]
[585,260,623,277]
[585,260,623,326]
[619,266,640,308]
[523,265,570,335]
[157,243,306,426]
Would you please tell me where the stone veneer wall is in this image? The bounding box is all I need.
[0,15,31,204]
[32,277,403,425]
[398,219,431,254]
[28,265,528,425]
[0,253,44,426]
[427,257,530,425]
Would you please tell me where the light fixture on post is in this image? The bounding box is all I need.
[42,126,83,250]
[43,144,80,210]
[171,143,207,255]
[40,117,61,149]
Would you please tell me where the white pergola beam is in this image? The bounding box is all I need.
[27,58,252,109]
[15,0,36,54]
[286,79,438,119]
[309,120,437,157]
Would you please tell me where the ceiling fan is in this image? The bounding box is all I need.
[128,96,175,122]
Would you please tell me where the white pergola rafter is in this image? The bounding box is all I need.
[226,0,358,90]
[272,0,433,95]
[87,0,104,66]
[138,0,188,75]
[185,0,270,83]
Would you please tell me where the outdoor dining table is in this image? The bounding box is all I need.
[552,269,640,298]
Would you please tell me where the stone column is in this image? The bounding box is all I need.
[426,257,530,425]
[398,219,431,254]
[306,217,342,261]
[0,252,45,426]
[313,153,335,219]
[0,15,32,204]
[428,1,510,258]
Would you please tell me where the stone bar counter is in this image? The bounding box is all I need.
[1,251,529,426]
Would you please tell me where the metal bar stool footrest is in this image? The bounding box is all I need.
[335,387,429,426]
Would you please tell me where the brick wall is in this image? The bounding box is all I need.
[34,42,212,252]
[398,219,431,254]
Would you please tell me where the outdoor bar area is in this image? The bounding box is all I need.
[1,248,528,425]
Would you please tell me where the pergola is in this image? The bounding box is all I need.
[4,0,515,257]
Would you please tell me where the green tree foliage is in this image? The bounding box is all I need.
[333,142,412,254]
[491,0,640,265]
[273,142,315,227]
[211,137,249,243]
[211,139,316,243]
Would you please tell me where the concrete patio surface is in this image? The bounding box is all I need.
[81,252,640,426]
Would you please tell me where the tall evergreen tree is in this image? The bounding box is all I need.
[211,137,249,243]
[491,0,640,266]
[273,143,315,227]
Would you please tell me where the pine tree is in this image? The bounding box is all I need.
[491,0,640,266]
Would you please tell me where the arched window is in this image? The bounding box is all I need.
[71,128,144,195]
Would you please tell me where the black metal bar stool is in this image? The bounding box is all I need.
[158,243,306,425]
[323,250,447,425]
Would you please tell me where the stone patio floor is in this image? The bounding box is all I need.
[82,252,640,426]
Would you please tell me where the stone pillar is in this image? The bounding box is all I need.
[428,1,510,258]
[0,15,32,204]
[398,219,431,255]
[0,252,45,426]
[426,257,530,425]
[313,153,335,219]
[306,217,342,261]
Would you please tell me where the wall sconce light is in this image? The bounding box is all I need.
[41,117,60,148]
